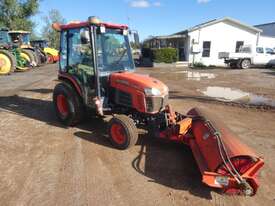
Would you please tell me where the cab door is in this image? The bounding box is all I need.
[66,27,97,106]
[254,47,266,65]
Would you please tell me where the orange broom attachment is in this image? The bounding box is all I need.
[187,108,264,196]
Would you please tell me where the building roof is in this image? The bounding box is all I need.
[254,22,275,37]
[143,34,187,42]
[144,17,264,43]
[174,17,262,35]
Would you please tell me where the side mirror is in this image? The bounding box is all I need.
[80,31,90,44]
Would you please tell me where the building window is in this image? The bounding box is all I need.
[202,41,211,57]
[236,41,244,52]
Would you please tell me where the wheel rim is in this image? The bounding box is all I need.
[111,123,126,144]
[47,54,54,63]
[57,94,69,116]
[20,52,31,62]
[0,54,12,74]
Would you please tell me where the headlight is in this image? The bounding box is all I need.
[144,88,161,96]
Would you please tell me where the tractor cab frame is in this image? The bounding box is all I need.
[56,18,135,115]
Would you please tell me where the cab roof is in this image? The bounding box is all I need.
[8,30,31,34]
[59,20,128,30]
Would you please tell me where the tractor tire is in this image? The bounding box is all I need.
[35,49,47,66]
[47,53,55,64]
[53,82,84,126]
[108,115,138,150]
[240,59,251,69]
[21,49,37,67]
[0,50,16,75]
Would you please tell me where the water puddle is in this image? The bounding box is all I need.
[199,86,275,107]
[175,71,216,81]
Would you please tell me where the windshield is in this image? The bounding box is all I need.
[96,28,135,74]
[0,31,10,44]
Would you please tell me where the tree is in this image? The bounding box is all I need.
[42,9,65,49]
[0,0,40,31]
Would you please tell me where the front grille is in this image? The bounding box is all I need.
[146,95,169,113]
[115,90,132,107]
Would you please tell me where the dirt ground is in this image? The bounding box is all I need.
[0,65,275,206]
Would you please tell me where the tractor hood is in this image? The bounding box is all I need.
[110,72,169,96]
[44,47,59,57]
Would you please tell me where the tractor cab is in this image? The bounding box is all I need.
[30,40,49,49]
[9,31,31,48]
[54,17,140,115]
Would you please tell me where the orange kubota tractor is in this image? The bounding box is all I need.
[52,17,264,196]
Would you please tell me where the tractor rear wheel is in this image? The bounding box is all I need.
[53,82,84,126]
[21,49,37,67]
[108,115,138,150]
[0,50,16,75]
[35,49,47,66]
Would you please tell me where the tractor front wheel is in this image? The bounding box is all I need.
[21,49,37,67]
[53,82,84,126]
[108,115,138,150]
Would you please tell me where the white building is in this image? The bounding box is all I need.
[144,17,275,66]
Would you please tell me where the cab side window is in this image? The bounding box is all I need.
[67,27,95,85]
[68,28,93,68]
[60,31,67,72]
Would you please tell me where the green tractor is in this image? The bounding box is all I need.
[0,28,31,75]
[9,31,48,66]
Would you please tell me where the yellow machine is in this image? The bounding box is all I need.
[30,40,59,63]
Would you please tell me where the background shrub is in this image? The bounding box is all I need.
[152,48,178,63]
[192,62,207,68]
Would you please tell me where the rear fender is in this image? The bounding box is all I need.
[58,73,82,97]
